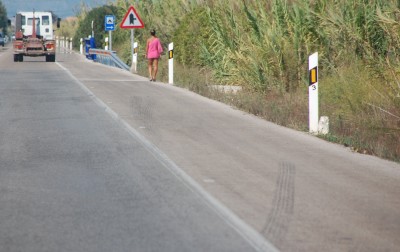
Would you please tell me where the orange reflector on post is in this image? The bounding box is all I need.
[169,50,173,59]
[309,66,318,86]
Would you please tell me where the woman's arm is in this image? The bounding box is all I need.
[157,39,163,55]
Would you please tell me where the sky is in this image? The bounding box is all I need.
[2,0,111,18]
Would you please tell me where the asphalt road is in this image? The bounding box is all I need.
[1,47,399,252]
[0,48,272,252]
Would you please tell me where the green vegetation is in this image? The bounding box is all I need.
[74,0,400,162]
[56,17,79,39]
[0,1,8,34]
[73,4,120,49]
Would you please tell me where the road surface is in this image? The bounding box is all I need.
[0,48,272,252]
[0,47,399,251]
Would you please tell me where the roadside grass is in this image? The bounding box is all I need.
[320,58,400,161]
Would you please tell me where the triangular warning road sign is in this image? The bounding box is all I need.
[120,6,144,29]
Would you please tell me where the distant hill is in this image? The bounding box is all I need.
[2,0,109,18]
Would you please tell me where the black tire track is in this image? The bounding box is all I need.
[262,162,296,246]
[130,95,154,130]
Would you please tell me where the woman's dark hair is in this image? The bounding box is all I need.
[150,29,156,36]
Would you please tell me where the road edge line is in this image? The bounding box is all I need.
[55,62,279,252]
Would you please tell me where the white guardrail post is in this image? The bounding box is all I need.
[168,42,173,84]
[80,38,83,54]
[133,42,138,72]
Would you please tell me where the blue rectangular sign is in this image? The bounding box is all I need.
[105,15,115,31]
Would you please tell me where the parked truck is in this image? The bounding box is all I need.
[13,11,60,62]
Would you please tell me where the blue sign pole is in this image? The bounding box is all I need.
[105,15,115,51]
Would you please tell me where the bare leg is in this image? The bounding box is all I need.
[148,59,154,80]
[152,59,159,81]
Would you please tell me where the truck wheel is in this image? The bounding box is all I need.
[45,55,55,62]
[46,55,55,62]
[13,55,23,62]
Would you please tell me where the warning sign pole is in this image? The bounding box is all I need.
[120,6,145,72]
[133,42,138,72]
[131,29,135,70]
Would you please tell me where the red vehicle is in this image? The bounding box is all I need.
[13,11,59,62]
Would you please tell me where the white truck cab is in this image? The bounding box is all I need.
[17,11,54,40]
[13,11,59,62]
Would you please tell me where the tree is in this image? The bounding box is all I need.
[0,0,8,34]
[73,5,120,49]
[56,17,79,39]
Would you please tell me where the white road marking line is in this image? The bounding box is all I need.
[55,61,279,252]
[80,79,144,82]
[203,178,216,183]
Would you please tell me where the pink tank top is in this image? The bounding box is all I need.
[147,38,163,59]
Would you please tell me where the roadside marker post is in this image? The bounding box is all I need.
[168,43,174,84]
[65,37,68,52]
[133,42,138,72]
[131,31,134,70]
[309,52,319,134]
[105,37,108,50]
[120,6,145,70]
[80,38,83,54]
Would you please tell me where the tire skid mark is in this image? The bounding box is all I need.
[130,96,154,130]
[262,162,296,246]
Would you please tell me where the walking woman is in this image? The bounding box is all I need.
[146,29,163,81]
